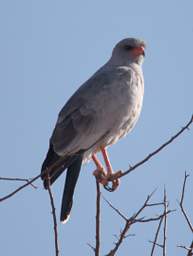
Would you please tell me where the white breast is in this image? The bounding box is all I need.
[83,65,144,162]
[107,67,144,145]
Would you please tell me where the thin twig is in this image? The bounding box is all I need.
[119,115,193,178]
[135,210,173,223]
[179,172,193,232]
[178,241,193,256]
[104,192,172,256]
[132,191,155,219]
[149,241,163,248]
[0,155,73,202]
[0,174,41,202]
[0,176,37,189]
[87,243,96,253]
[146,202,164,207]
[187,241,193,256]
[178,172,193,256]
[150,217,164,256]
[95,180,101,256]
[102,196,128,221]
[46,174,60,256]
[106,220,132,256]
[150,189,170,256]
[163,189,167,256]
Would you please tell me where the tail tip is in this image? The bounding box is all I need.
[61,214,70,224]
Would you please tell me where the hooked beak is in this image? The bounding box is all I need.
[132,46,145,57]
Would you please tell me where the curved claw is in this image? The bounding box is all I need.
[93,169,122,191]
[103,170,122,192]
[104,183,115,192]
[104,178,120,192]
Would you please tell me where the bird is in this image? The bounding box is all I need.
[41,38,146,223]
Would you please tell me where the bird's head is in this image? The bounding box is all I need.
[110,38,146,66]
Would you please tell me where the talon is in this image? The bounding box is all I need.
[104,183,114,192]
[104,179,120,192]
[103,171,122,192]
[93,169,108,185]
[112,178,120,190]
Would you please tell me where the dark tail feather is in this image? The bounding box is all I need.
[43,159,72,189]
[41,144,76,189]
[41,143,60,178]
[60,154,83,223]
[42,156,79,189]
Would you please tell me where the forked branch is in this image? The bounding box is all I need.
[178,172,193,256]
[104,191,173,256]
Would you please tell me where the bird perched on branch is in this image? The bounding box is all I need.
[41,38,146,223]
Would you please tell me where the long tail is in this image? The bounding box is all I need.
[60,154,83,223]
[41,144,76,188]
[41,143,84,222]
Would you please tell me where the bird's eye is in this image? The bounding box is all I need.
[124,45,134,51]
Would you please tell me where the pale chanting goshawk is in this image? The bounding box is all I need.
[41,38,146,223]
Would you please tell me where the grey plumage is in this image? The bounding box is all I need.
[41,38,146,222]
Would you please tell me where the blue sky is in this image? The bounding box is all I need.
[0,0,193,255]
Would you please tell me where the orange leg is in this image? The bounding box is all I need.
[92,154,104,171]
[92,149,122,191]
[101,147,113,177]
[100,147,122,191]
[92,154,108,185]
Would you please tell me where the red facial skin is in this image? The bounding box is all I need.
[131,46,145,57]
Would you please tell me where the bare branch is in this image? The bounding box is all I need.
[119,115,193,178]
[132,191,156,219]
[46,174,60,256]
[178,241,193,256]
[146,202,165,207]
[87,243,96,253]
[163,189,167,256]
[0,155,74,202]
[0,176,38,189]
[1,115,192,205]
[102,196,128,221]
[0,174,41,202]
[149,240,163,249]
[95,180,101,256]
[150,189,170,256]
[178,173,193,256]
[178,244,192,251]
[103,197,134,255]
[0,155,75,202]
[87,187,101,256]
[179,172,193,232]
[0,116,192,256]
[150,216,164,256]
[187,241,193,256]
[106,220,132,256]
[135,210,173,223]
[105,191,172,256]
